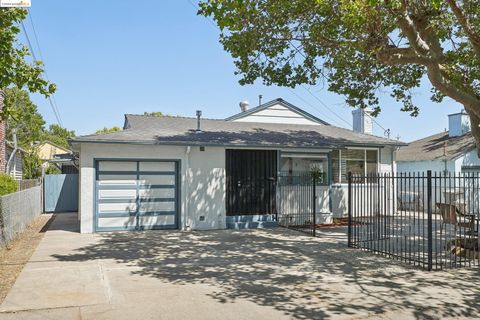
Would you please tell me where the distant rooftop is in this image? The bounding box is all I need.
[396,131,476,162]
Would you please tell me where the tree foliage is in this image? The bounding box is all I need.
[199,0,480,147]
[0,173,17,196]
[42,124,75,149]
[0,8,55,119]
[3,88,75,178]
[143,111,163,117]
[95,126,121,134]
[4,87,45,147]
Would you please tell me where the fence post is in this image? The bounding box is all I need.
[312,174,316,237]
[427,170,433,271]
[348,171,352,247]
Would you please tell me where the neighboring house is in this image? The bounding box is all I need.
[37,141,71,161]
[36,141,78,174]
[71,98,404,233]
[397,110,480,173]
[5,143,24,180]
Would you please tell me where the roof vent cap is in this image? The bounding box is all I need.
[196,110,202,133]
[239,101,249,112]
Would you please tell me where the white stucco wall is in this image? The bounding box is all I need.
[396,160,454,173]
[455,148,480,171]
[78,143,228,233]
[186,146,226,230]
[78,143,397,232]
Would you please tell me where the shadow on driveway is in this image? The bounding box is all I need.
[52,227,480,319]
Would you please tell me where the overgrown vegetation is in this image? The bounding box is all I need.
[200,1,480,151]
[3,88,76,178]
[95,126,121,134]
[0,174,18,196]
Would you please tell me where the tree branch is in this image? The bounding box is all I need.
[445,0,480,60]
[377,47,433,65]
[427,63,480,118]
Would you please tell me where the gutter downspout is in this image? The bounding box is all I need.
[184,146,191,231]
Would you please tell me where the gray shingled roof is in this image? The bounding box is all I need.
[396,131,476,162]
[72,115,405,148]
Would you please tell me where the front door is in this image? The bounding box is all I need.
[225,149,277,216]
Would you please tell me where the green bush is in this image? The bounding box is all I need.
[0,174,18,196]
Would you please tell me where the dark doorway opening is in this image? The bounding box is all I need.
[225,149,277,216]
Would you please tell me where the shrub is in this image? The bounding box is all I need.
[0,174,18,196]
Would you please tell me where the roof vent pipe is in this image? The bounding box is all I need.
[239,101,249,112]
[196,110,202,132]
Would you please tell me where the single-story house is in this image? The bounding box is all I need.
[71,98,404,233]
[397,110,480,173]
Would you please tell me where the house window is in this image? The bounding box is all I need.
[280,156,328,185]
[331,149,378,183]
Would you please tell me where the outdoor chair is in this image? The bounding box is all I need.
[435,203,476,238]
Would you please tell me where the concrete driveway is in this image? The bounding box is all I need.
[0,213,479,320]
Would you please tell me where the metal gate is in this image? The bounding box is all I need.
[95,160,179,232]
[277,173,317,236]
[225,149,277,216]
[44,174,79,213]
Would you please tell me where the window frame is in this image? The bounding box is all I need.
[332,147,380,184]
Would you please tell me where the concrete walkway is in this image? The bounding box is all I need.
[0,213,479,320]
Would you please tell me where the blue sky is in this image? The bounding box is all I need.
[24,0,459,142]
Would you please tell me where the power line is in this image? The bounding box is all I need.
[286,87,347,128]
[300,85,352,128]
[21,15,63,127]
[289,41,392,136]
[187,1,391,136]
[26,10,63,127]
[186,0,219,30]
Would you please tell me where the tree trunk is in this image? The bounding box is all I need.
[464,105,480,158]
[0,90,6,173]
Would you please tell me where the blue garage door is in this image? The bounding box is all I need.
[95,160,179,232]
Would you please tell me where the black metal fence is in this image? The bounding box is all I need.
[277,173,317,236]
[348,171,480,270]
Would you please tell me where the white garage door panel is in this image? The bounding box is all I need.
[98,175,137,184]
[98,161,137,171]
[139,162,175,172]
[139,201,175,212]
[139,175,175,186]
[98,202,137,213]
[98,217,136,228]
[138,188,175,198]
[140,215,175,227]
[95,160,178,231]
[98,189,137,199]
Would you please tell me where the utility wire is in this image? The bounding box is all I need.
[290,41,392,137]
[186,0,219,30]
[21,15,63,127]
[188,0,390,136]
[286,87,347,128]
[26,10,63,127]
[300,85,352,128]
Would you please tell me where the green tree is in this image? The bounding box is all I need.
[4,87,45,147]
[199,1,480,149]
[22,150,42,179]
[143,111,163,117]
[0,8,55,118]
[95,126,121,134]
[42,124,75,149]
